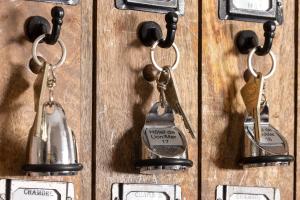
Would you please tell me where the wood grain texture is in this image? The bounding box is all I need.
[96,1,198,199]
[297,0,300,199]
[80,0,93,199]
[0,1,84,199]
[202,0,296,199]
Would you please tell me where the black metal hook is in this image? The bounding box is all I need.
[235,21,276,56]
[138,12,178,48]
[25,6,64,45]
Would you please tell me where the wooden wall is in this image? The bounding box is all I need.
[95,0,198,199]
[202,0,299,199]
[0,1,91,199]
[0,0,300,199]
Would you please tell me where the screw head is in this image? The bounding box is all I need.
[142,64,160,82]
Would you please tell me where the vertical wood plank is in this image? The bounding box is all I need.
[296,0,300,199]
[0,2,86,199]
[80,0,93,199]
[96,1,198,199]
[202,1,295,199]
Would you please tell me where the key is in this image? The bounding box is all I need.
[156,71,168,107]
[162,66,196,139]
[33,63,51,136]
[241,72,264,141]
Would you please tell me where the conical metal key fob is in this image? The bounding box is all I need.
[23,63,83,176]
[240,73,294,167]
[241,103,294,167]
[136,102,193,174]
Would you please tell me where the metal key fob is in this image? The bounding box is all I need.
[136,102,193,174]
[240,73,294,167]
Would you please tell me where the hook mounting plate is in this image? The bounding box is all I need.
[25,16,51,43]
[138,21,163,47]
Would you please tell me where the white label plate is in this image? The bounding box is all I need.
[145,128,183,146]
[216,185,280,200]
[0,179,74,200]
[232,0,271,11]
[112,183,182,200]
[13,188,58,200]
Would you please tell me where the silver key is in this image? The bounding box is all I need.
[163,67,196,139]
[241,72,265,141]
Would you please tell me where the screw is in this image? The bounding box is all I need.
[142,64,160,82]
[29,56,46,74]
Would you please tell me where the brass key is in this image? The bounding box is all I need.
[162,67,196,139]
[241,72,264,142]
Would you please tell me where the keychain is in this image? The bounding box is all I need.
[136,41,195,174]
[240,47,294,167]
[23,34,83,176]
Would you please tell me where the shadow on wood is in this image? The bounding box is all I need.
[214,74,244,170]
[111,70,154,173]
[0,67,30,176]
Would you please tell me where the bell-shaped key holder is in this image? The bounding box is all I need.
[135,102,193,174]
[241,100,294,167]
[23,63,83,176]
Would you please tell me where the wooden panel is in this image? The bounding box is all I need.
[297,0,300,199]
[202,1,296,200]
[0,2,89,199]
[80,0,93,199]
[96,1,198,199]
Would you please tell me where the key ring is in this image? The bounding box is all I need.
[150,41,180,72]
[248,47,276,80]
[32,34,67,69]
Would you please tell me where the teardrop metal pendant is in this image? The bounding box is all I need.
[23,101,83,176]
[136,102,193,174]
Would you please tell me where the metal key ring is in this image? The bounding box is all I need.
[248,47,276,80]
[150,41,180,72]
[32,34,67,69]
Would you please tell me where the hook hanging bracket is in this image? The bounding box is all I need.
[138,12,178,48]
[235,21,276,56]
[25,6,64,45]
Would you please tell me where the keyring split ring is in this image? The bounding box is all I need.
[248,47,276,80]
[150,41,180,72]
[32,34,67,69]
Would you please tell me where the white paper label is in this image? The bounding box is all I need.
[127,192,168,200]
[232,0,271,11]
[231,194,269,200]
[12,188,58,200]
[145,128,183,146]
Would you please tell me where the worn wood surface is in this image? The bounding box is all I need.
[80,0,93,199]
[297,0,300,199]
[0,1,85,199]
[202,0,296,199]
[95,0,198,199]
[2,0,300,199]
